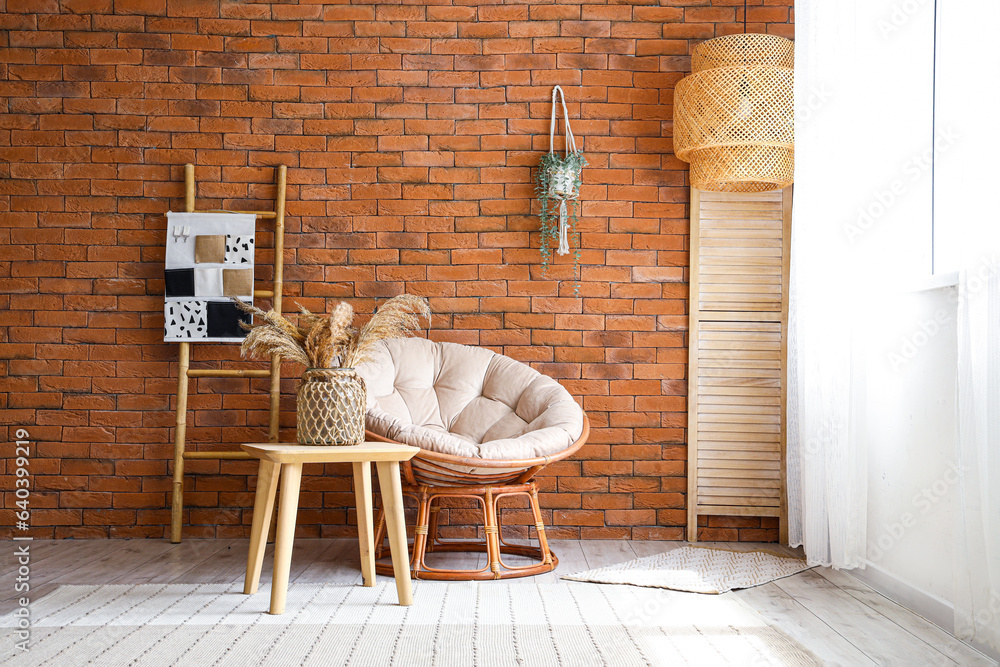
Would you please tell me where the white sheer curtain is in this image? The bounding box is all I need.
[955,268,1000,651]
[940,0,1000,650]
[789,0,931,567]
[794,0,1000,641]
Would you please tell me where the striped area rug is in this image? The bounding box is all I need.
[1,580,819,666]
[562,546,813,595]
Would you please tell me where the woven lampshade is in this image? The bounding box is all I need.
[674,33,794,193]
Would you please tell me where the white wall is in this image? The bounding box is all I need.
[856,283,959,629]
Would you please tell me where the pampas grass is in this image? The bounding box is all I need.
[342,294,430,367]
[234,294,430,369]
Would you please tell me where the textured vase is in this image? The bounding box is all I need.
[296,368,366,445]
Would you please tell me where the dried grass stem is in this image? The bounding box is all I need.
[234,294,430,370]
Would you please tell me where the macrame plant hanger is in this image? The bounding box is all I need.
[548,85,580,256]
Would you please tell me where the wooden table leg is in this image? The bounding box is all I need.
[353,462,375,587]
[266,482,279,544]
[270,462,302,615]
[244,459,280,595]
[375,460,413,606]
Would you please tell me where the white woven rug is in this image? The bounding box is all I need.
[1,580,818,666]
[562,546,813,595]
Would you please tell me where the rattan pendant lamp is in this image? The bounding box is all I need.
[673,2,794,192]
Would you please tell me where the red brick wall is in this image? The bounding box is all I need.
[0,0,793,541]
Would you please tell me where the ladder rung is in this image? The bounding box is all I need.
[187,369,272,379]
[199,208,277,219]
[253,289,274,298]
[184,451,253,460]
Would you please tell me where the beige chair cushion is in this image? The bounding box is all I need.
[355,338,584,462]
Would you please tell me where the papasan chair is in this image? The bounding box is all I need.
[354,337,588,580]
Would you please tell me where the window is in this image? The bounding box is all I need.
[931,0,1000,274]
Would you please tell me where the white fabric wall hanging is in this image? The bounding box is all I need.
[164,211,256,342]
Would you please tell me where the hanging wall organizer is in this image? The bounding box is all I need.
[164,211,256,341]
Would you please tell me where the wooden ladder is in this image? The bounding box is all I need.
[170,163,287,543]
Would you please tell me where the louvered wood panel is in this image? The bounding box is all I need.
[687,187,791,544]
[697,190,786,313]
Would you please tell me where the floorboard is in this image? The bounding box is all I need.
[777,569,960,665]
[307,538,369,585]
[420,541,486,576]
[49,539,177,585]
[0,539,122,611]
[537,538,588,584]
[735,581,879,665]
[115,539,237,585]
[815,567,994,666]
[628,540,684,558]
[170,539,250,585]
[580,539,636,569]
[292,539,361,585]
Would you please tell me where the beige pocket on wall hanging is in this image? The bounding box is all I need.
[223,268,254,297]
[194,235,226,263]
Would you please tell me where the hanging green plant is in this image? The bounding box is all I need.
[536,86,586,296]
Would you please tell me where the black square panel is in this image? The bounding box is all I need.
[164,268,195,297]
[207,301,251,338]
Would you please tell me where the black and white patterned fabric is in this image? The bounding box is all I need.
[225,235,254,264]
[164,301,207,339]
[164,211,256,342]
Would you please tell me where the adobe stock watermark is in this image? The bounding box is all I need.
[801,415,844,460]
[887,255,1000,371]
[867,461,965,563]
[796,83,834,127]
[843,127,959,244]
[886,309,949,372]
[951,255,1000,311]
[12,427,32,653]
[957,589,1000,644]
[878,0,933,40]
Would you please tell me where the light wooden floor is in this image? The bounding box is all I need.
[2,539,993,666]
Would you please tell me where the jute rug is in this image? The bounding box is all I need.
[2,580,819,666]
[562,546,814,595]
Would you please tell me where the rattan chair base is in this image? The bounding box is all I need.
[373,542,558,581]
[372,481,557,581]
[364,415,588,581]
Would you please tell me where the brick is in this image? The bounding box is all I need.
[605,510,656,526]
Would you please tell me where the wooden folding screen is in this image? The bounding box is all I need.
[687,187,791,543]
[170,164,287,543]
